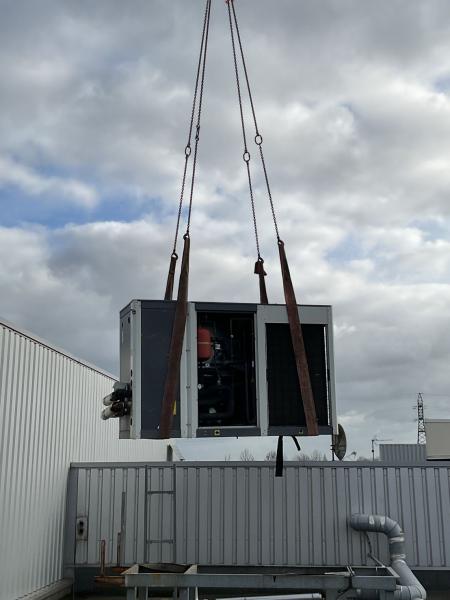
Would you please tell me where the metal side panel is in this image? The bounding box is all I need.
[256,305,334,435]
[119,303,132,438]
[181,303,197,438]
[67,462,450,575]
[140,301,181,439]
[325,305,338,435]
[379,443,427,463]
[131,300,142,438]
[425,420,450,460]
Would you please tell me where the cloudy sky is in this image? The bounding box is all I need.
[1,0,450,459]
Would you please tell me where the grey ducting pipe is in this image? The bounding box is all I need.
[229,596,321,600]
[350,514,426,599]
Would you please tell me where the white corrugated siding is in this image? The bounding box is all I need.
[0,320,167,600]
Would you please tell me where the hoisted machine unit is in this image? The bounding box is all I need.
[102,0,345,460]
[115,299,337,440]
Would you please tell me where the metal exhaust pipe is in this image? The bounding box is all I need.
[350,514,426,599]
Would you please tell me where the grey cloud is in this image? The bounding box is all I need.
[2,1,450,456]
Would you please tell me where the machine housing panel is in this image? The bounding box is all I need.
[118,300,337,439]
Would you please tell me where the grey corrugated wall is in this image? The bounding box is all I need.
[379,443,427,463]
[67,462,450,572]
[0,319,168,600]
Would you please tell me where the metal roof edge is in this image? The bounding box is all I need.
[124,299,332,308]
[0,315,118,381]
[69,459,450,469]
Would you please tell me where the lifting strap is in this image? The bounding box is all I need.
[254,257,268,305]
[160,235,190,438]
[275,435,301,477]
[164,252,178,301]
[278,240,319,436]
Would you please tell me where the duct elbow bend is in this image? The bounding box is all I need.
[394,585,426,599]
[350,513,406,560]
[350,514,426,600]
[392,559,426,600]
[350,514,404,541]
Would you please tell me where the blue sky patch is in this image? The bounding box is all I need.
[433,74,450,93]
[409,217,448,241]
[326,232,366,264]
[0,185,166,229]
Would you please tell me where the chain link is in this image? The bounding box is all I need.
[226,0,261,259]
[185,0,211,235]
[173,0,279,257]
[230,0,281,242]
[171,0,211,254]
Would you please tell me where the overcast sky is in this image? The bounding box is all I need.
[1,0,450,459]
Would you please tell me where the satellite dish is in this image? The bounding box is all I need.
[333,424,347,460]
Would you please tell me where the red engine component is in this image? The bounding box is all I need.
[197,327,213,361]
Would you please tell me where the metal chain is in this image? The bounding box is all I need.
[171,0,211,254]
[185,0,212,235]
[226,0,262,259]
[230,0,281,242]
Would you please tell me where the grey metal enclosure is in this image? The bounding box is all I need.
[379,443,427,463]
[65,461,450,586]
[116,300,337,440]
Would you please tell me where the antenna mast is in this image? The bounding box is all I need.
[416,393,426,445]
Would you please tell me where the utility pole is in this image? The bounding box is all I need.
[415,393,426,445]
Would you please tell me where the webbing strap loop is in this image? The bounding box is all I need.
[278,240,319,436]
[275,436,284,477]
[164,253,178,301]
[254,258,268,304]
[160,236,190,438]
[275,435,302,477]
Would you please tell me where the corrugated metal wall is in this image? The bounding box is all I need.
[379,443,427,463]
[0,319,168,600]
[66,462,450,573]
